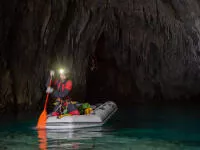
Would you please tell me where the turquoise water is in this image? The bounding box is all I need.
[0,104,200,149]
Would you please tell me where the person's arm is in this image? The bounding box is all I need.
[65,80,72,91]
[46,77,58,88]
[46,70,56,88]
[46,76,51,88]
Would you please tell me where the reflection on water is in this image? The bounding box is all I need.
[38,129,47,150]
[36,126,200,150]
[37,127,107,149]
[46,127,104,140]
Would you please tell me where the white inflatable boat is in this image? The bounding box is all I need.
[46,101,118,129]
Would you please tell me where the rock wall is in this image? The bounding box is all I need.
[1,0,200,112]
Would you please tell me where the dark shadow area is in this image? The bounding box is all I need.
[86,33,119,104]
[85,33,141,106]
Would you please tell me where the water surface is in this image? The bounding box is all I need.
[0,104,200,149]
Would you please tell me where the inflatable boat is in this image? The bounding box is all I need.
[46,101,118,129]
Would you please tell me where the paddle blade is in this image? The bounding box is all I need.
[36,110,47,129]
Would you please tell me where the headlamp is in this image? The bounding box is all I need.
[59,69,65,74]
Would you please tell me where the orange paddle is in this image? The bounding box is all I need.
[36,77,52,129]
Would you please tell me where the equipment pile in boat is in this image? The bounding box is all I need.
[46,101,118,129]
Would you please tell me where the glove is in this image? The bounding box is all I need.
[46,87,54,93]
[50,70,55,77]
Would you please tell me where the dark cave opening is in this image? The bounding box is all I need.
[86,33,117,104]
[85,32,141,105]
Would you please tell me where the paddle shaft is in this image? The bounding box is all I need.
[36,75,53,128]
[44,77,52,110]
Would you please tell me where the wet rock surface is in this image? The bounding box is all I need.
[1,0,200,112]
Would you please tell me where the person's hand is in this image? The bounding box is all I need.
[46,87,54,93]
[50,70,55,77]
